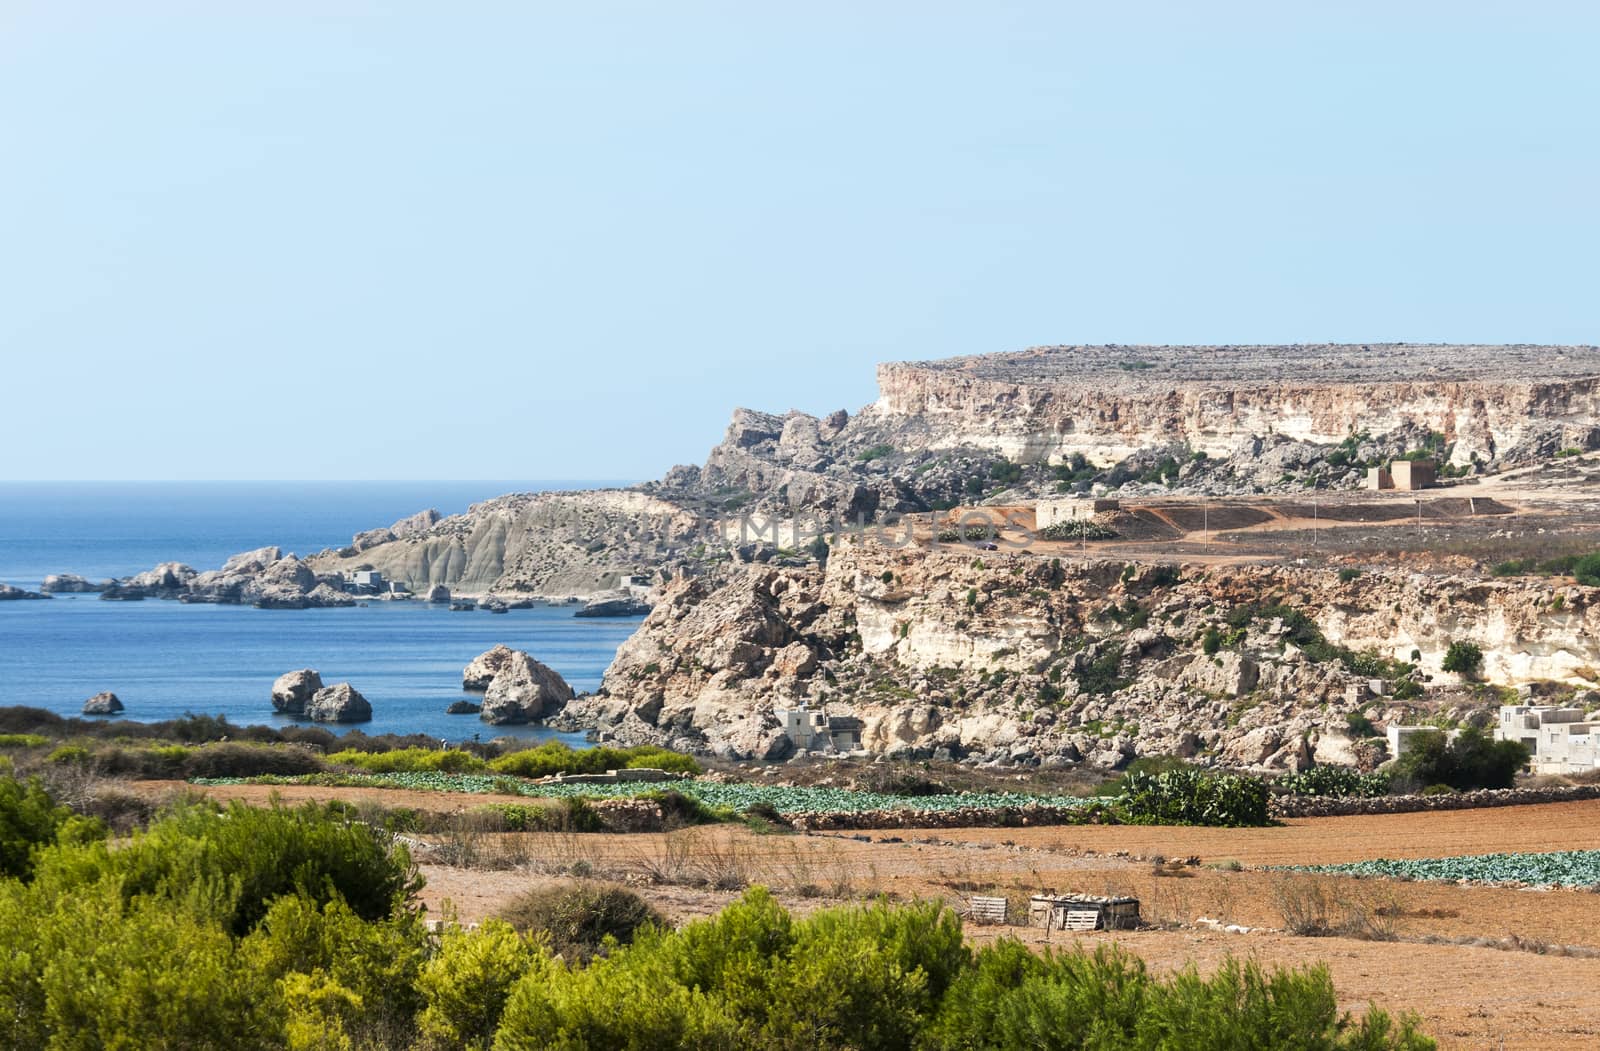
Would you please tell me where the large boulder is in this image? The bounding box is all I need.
[423,584,451,604]
[463,644,518,691]
[127,562,197,591]
[479,652,574,724]
[0,583,50,601]
[41,574,107,594]
[82,691,123,715]
[271,669,324,714]
[305,683,372,723]
[221,546,282,574]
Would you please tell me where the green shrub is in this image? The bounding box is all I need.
[418,920,544,1048]
[1575,553,1600,587]
[1441,641,1483,678]
[1338,568,1363,583]
[488,741,700,779]
[1200,627,1223,655]
[327,747,488,774]
[0,776,105,881]
[0,735,46,749]
[1392,728,1527,792]
[1345,711,1380,738]
[31,800,421,935]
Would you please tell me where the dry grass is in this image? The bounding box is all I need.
[1273,875,1401,941]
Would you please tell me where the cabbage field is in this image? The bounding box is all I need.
[1283,849,1600,888]
[192,771,1093,815]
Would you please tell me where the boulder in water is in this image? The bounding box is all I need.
[306,682,372,723]
[271,669,324,714]
[479,652,574,724]
[82,691,123,715]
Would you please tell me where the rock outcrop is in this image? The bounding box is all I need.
[0,584,50,601]
[479,652,574,724]
[574,596,651,618]
[564,536,1600,767]
[271,669,324,714]
[40,574,108,593]
[462,644,518,691]
[305,682,371,723]
[445,700,482,715]
[82,691,123,715]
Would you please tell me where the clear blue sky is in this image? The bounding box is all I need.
[2,2,1595,481]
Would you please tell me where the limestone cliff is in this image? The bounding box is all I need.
[566,540,1600,768]
[873,344,1600,467]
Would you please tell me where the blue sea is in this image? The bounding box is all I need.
[0,481,642,744]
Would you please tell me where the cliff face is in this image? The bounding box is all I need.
[567,540,1600,767]
[308,490,704,598]
[873,345,1600,467]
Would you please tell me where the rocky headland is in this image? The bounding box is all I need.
[35,344,1600,772]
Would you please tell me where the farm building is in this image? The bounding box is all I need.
[774,705,863,754]
[1366,459,1436,491]
[1036,498,1120,529]
[1495,705,1600,774]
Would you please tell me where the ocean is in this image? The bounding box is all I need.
[0,481,642,744]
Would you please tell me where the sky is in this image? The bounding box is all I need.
[1,1,1596,481]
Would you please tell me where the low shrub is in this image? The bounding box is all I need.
[326,747,488,774]
[0,735,47,749]
[488,741,699,778]
[496,883,664,962]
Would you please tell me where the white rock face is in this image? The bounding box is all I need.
[271,669,324,713]
[479,652,575,724]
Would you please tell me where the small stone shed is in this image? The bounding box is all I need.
[1029,894,1140,932]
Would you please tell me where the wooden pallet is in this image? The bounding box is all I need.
[969,896,1008,925]
[1062,909,1101,931]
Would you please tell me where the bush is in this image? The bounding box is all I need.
[497,883,664,962]
[0,735,47,749]
[326,747,488,774]
[1441,641,1483,678]
[31,800,421,935]
[1575,553,1600,587]
[488,741,700,779]
[0,776,105,881]
[1392,727,1527,792]
[1345,711,1380,739]
[181,742,326,779]
[1115,766,1271,827]
[417,919,543,1047]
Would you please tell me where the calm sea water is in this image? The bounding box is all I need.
[0,481,642,743]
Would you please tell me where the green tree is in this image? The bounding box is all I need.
[1441,641,1484,678]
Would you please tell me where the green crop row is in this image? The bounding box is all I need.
[1281,849,1600,887]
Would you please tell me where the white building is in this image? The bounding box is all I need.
[774,704,862,754]
[1495,705,1599,774]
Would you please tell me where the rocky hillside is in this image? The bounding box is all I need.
[295,345,1600,598]
[558,539,1600,767]
[305,490,704,598]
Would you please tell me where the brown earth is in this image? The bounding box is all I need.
[154,781,1600,1048]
